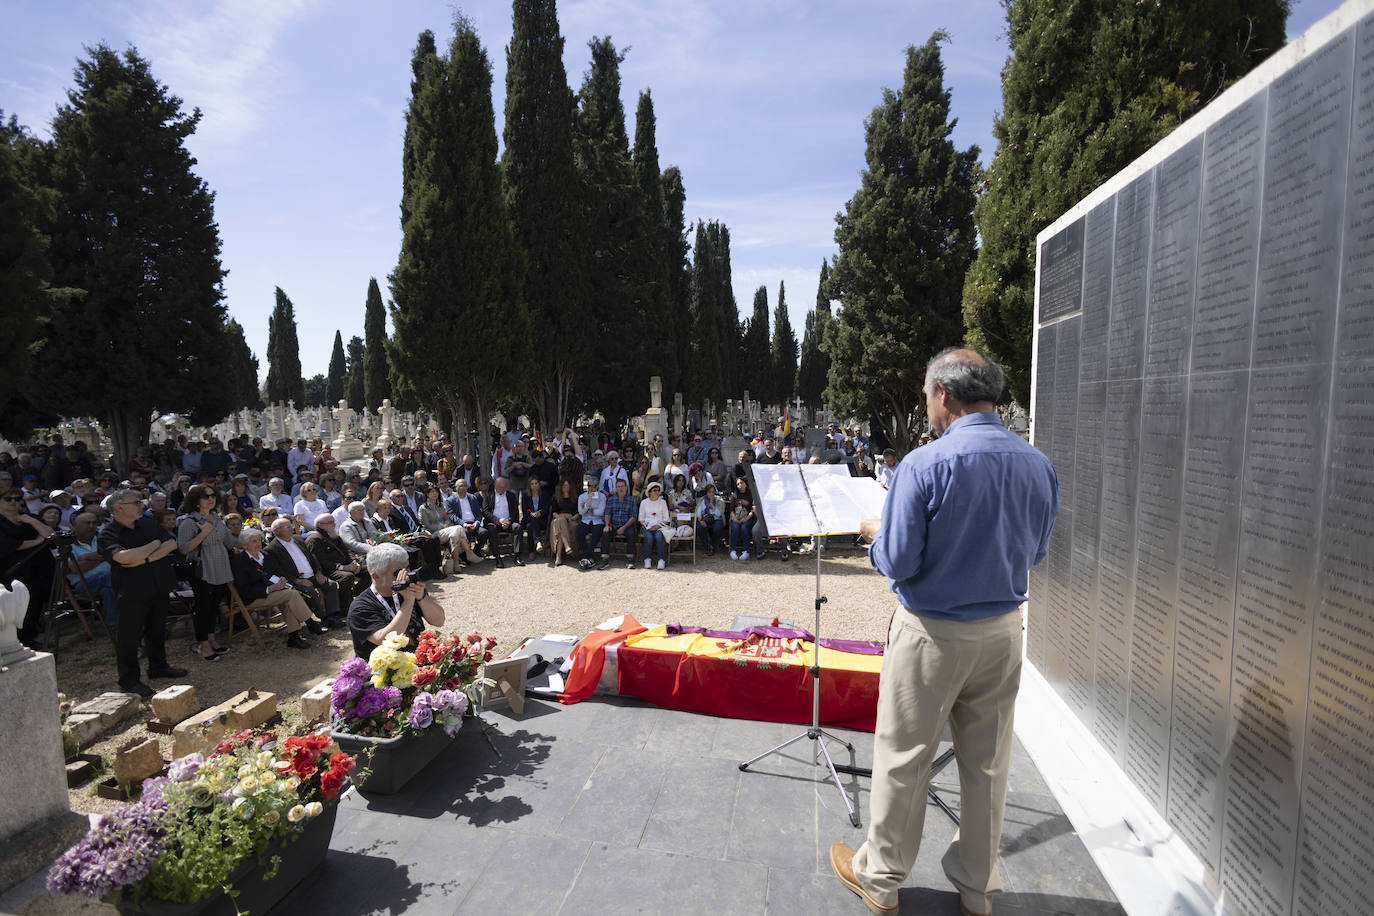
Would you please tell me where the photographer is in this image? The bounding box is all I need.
[347,542,445,659]
[0,486,57,646]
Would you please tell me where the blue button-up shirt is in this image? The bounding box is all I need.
[870,412,1059,621]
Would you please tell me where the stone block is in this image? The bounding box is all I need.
[70,691,140,728]
[113,737,164,787]
[171,688,278,758]
[300,678,334,723]
[0,652,70,849]
[151,684,198,724]
[64,713,105,749]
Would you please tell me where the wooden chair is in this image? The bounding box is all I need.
[668,513,696,566]
[224,582,285,651]
[58,579,108,642]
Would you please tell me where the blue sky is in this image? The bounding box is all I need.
[0,0,1343,383]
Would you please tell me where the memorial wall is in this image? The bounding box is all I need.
[1029,6,1374,915]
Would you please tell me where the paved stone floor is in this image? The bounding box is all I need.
[279,696,1125,915]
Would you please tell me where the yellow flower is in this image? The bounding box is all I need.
[305,802,323,819]
[263,809,280,827]
[238,764,254,780]
[287,805,307,824]
[382,632,409,650]
[371,673,385,689]
[238,774,258,794]
[255,751,274,770]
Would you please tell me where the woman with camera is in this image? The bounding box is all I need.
[0,486,57,646]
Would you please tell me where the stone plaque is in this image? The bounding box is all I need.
[1027,324,1056,671]
[1079,198,1116,384]
[1107,171,1154,381]
[1193,93,1265,373]
[1065,379,1106,725]
[1167,369,1249,876]
[1038,217,1085,323]
[1051,319,1081,512]
[1337,17,1374,363]
[1252,30,1353,370]
[1221,363,1332,916]
[1145,136,1202,378]
[1294,360,1374,916]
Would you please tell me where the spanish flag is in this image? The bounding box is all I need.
[782,407,791,436]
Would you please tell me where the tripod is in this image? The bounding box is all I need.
[739,534,862,827]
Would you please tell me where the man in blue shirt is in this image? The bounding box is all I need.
[576,476,608,570]
[831,348,1059,916]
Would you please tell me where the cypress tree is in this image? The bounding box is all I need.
[796,260,833,409]
[632,89,677,396]
[265,286,304,407]
[390,21,528,473]
[740,286,771,399]
[346,335,366,411]
[223,319,261,412]
[963,0,1289,404]
[38,46,230,468]
[304,374,328,407]
[326,330,347,405]
[825,33,978,452]
[363,276,389,412]
[504,0,587,433]
[771,280,798,407]
[687,220,737,407]
[661,166,692,400]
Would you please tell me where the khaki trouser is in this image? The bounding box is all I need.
[246,589,312,633]
[852,606,1022,914]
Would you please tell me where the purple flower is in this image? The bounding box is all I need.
[331,674,364,706]
[378,686,402,708]
[167,753,204,782]
[408,695,433,730]
[351,688,386,718]
[47,796,170,898]
[140,776,169,803]
[339,656,370,679]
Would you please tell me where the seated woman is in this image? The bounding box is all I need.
[638,481,672,570]
[728,475,756,560]
[630,456,653,500]
[418,485,481,572]
[293,482,330,529]
[668,474,696,541]
[695,483,724,556]
[687,462,714,498]
[705,447,729,485]
[662,447,689,489]
[548,479,579,566]
[362,480,387,517]
[229,474,256,516]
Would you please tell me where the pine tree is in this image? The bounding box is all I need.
[771,281,798,407]
[796,261,832,409]
[40,45,230,468]
[740,286,771,399]
[825,33,978,452]
[390,21,528,473]
[326,330,347,405]
[661,166,692,399]
[264,287,305,407]
[345,335,366,411]
[963,0,1289,404]
[362,276,390,412]
[504,0,587,433]
[632,89,677,395]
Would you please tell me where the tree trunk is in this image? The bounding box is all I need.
[536,359,574,437]
[107,406,152,478]
[471,389,488,482]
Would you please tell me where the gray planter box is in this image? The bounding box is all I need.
[329,725,456,794]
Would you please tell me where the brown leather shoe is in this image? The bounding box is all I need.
[829,842,897,914]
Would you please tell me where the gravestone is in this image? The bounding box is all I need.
[1030,7,1374,913]
[375,399,397,451]
[642,377,668,444]
[331,401,363,459]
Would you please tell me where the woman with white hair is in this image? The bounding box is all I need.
[346,542,445,659]
[637,481,672,570]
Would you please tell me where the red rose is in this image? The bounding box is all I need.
[483,651,493,662]
[412,666,439,688]
[484,636,497,650]
[442,676,462,690]
[321,768,345,800]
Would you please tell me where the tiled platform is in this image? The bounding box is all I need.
[279,696,1125,915]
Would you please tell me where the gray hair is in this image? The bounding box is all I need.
[367,542,409,577]
[924,347,1005,404]
[348,500,366,513]
[240,526,265,545]
[269,477,284,488]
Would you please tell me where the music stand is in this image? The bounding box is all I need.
[737,465,884,827]
[737,465,960,827]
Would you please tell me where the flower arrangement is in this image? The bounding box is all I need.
[371,529,426,546]
[331,629,496,739]
[48,728,355,906]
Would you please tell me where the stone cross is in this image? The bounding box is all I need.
[650,376,662,410]
[375,398,397,451]
[332,401,353,441]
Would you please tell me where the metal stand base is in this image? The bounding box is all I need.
[738,535,863,827]
[832,746,960,827]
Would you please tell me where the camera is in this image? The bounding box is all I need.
[45,531,77,549]
[393,573,412,591]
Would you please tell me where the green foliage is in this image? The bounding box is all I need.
[964,0,1289,404]
[390,20,528,473]
[265,287,305,407]
[40,44,229,469]
[345,335,366,411]
[0,112,68,438]
[303,374,328,407]
[796,261,832,409]
[363,277,390,412]
[825,33,978,452]
[688,220,737,406]
[661,166,692,399]
[223,319,262,413]
[771,281,797,406]
[740,286,771,399]
[326,331,347,406]
[631,89,678,397]
[503,0,586,431]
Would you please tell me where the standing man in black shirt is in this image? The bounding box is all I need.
[347,542,445,659]
[95,489,187,697]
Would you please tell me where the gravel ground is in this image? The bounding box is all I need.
[53,541,896,817]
